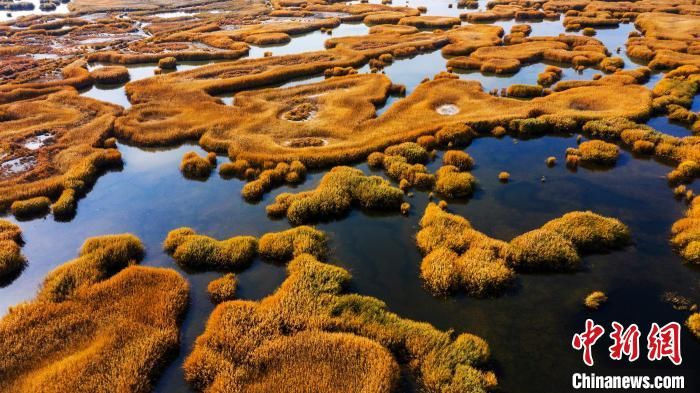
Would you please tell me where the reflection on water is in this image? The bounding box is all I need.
[3,4,700,393]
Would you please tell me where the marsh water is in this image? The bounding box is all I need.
[2,3,700,392]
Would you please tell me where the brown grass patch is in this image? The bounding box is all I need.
[416,204,630,295]
[0,220,25,284]
[0,90,122,213]
[184,251,495,393]
[90,66,130,85]
[266,166,404,224]
[0,233,187,392]
[117,58,651,169]
[566,140,620,166]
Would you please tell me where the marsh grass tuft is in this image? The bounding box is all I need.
[208,273,238,304]
[258,226,327,260]
[0,233,188,393]
[266,167,403,225]
[435,165,477,198]
[0,220,25,284]
[416,204,630,295]
[180,151,216,180]
[184,250,496,393]
[164,228,258,271]
[584,291,608,309]
[566,140,619,166]
[11,196,51,219]
[687,313,700,339]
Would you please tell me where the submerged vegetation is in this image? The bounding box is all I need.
[0,234,188,392]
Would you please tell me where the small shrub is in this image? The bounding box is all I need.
[546,156,557,166]
[498,172,510,182]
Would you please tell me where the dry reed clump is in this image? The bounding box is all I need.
[509,229,580,271]
[378,154,435,189]
[180,151,217,179]
[10,196,51,218]
[384,142,429,164]
[38,234,145,302]
[538,65,562,87]
[443,150,474,171]
[265,167,404,225]
[416,203,515,296]
[208,273,238,304]
[566,140,620,166]
[505,84,544,98]
[163,228,258,271]
[241,160,307,201]
[184,250,495,393]
[258,226,327,261]
[90,66,130,85]
[671,197,700,264]
[546,156,557,166]
[541,211,631,252]
[0,220,26,283]
[584,291,608,309]
[416,204,631,294]
[219,159,250,179]
[0,233,188,393]
[158,56,177,70]
[687,313,700,339]
[498,171,510,182]
[668,161,700,185]
[51,189,78,219]
[0,91,123,214]
[435,165,477,199]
